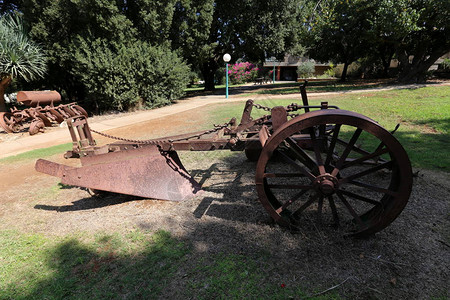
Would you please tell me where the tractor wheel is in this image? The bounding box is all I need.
[255,109,412,237]
[71,105,88,117]
[0,112,20,133]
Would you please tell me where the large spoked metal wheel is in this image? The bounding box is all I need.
[255,109,413,237]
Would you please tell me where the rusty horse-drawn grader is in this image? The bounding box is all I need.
[36,84,412,237]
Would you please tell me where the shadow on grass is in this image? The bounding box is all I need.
[410,117,450,135]
[1,230,188,299]
[393,130,450,172]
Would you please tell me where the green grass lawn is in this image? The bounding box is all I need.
[0,143,72,164]
[0,230,189,299]
[0,230,339,300]
[239,80,388,96]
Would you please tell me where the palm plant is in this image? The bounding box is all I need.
[0,14,47,112]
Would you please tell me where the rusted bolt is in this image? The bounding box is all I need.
[320,179,335,195]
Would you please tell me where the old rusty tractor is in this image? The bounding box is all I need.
[0,91,88,135]
[35,84,412,237]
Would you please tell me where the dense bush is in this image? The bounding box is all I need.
[297,61,315,78]
[323,63,336,77]
[228,62,259,84]
[333,62,362,79]
[72,38,190,111]
[441,58,450,70]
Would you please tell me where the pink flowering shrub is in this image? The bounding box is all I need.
[228,62,259,84]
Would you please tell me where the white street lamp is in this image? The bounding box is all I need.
[223,53,231,98]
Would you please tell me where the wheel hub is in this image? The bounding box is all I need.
[314,174,339,196]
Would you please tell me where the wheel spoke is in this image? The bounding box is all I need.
[292,193,319,218]
[327,196,339,226]
[336,138,370,156]
[337,189,381,206]
[336,137,388,163]
[317,196,324,223]
[276,189,309,214]
[309,128,326,175]
[341,147,389,170]
[285,137,317,171]
[325,124,341,166]
[336,191,366,228]
[278,150,316,181]
[340,161,393,184]
[331,128,363,176]
[348,180,399,197]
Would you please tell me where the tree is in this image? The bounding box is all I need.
[19,0,135,102]
[395,0,450,83]
[302,0,450,82]
[303,0,375,81]
[369,1,421,77]
[170,0,302,90]
[0,13,46,112]
[18,0,190,111]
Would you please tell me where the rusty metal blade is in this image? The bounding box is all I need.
[35,159,75,178]
[36,146,202,201]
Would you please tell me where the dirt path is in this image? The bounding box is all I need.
[1,84,449,299]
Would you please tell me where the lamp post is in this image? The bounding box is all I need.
[273,64,275,83]
[223,53,231,99]
[267,56,277,84]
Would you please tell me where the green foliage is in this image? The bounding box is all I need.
[440,58,450,70]
[323,63,336,78]
[333,62,362,79]
[297,61,315,78]
[303,0,449,82]
[0,14,46,81]
[303,0,374,80]
[170,0,303,90]
[0,13,47,111]
[395,0,450,82]
[18,0,190,112]
[72,38,189,111]
[121,0,177,44]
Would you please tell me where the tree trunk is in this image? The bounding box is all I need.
[397,49,446,83]
[340,62,349,82]
[381,52,394,78]
[0,76,12,112]
[200,60,218,91]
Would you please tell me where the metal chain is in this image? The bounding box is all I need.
[90,128,162,145]
[285,103,304,112]
[287,113,301,118]
[252,102,306,113]
[251,102,272,112]
[90,121,232,144]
